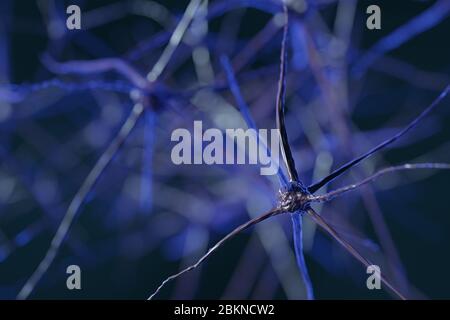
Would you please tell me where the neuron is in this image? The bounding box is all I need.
[147,3,450,300]
[3,0,449,300]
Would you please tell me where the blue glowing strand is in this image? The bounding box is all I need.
[291,212,314,300]
[140,110,156,212]
[220,54,289,187]
[353,0,450,76]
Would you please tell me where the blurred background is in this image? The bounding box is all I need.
[0,0,449,299]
